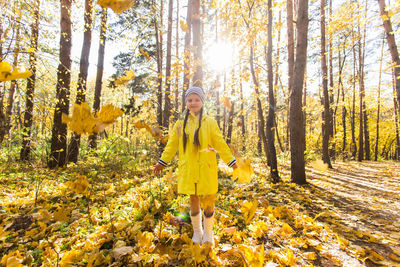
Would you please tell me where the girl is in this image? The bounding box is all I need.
[154,86,237,245]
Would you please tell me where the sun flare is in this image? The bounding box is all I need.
[205,41,234,72]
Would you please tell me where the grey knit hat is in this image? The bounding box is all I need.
[185,87,205,103]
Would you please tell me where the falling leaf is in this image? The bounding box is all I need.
[180,20,189,33]
[0,61,32,82]
[97,0,133,14]
[140,47,151,60]
[114,69,135,86]
[222,96,232,110]
[97,104,124,124]
[240,199,258,225]
[232,158,254,184]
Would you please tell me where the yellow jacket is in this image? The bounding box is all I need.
[158,113,236,195]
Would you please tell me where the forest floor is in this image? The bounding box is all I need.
[0,158,399,266]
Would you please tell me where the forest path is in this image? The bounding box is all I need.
[279,161,400,266]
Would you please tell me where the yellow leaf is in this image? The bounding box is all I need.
[0,61,32,82]
[191,243,207,263]
[1,251,23,267]
[232,158,254,184]
[97,0,133,14]
[389,253,400,262]
[222,96,232,110]
[115,69,135,85]
[53,206,70,222]
[97,104,124,124]
[140,47,151,60]
[240,199,258,225]
[60,249,84,267]
[66,175,90,194]
[180,20,189,33]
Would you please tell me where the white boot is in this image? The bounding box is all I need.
[190,213,203,244]
[202,211,214,245]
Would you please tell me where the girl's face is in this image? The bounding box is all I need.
[186,94,203,115]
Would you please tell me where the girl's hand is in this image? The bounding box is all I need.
[154,163,164,175]
[232,163,238,170]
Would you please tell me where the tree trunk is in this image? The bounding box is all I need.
[266,0,280,182]
[339,49,347,153]
[393,70,400,160]
[357,17,364,161]
[155,0,163,126]
[250,45,269,165]
[163,0,173,129]
[362,2,370,160]
[378,0,400,133]
[290,0,308,185]
[4,21,20,142]
[174,0,179,115]
[88,8,107,149]
[375,36,384,161]
[320,0,332,168]
[191,0,202,88]
[48,0,72,168]
[286,0,294,152]
[351,37,357,158]
[20,0,40,160]
[182,0,192,112]
[68,0,93,163]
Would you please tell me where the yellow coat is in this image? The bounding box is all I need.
[158,113,236,195]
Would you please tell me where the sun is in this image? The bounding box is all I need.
[205,41,234,72]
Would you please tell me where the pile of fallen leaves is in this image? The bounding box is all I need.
[0,158,399,266]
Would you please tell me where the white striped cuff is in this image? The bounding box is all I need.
[158,159,168,167]
[228,159,237,167]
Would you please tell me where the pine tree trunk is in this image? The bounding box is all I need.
[320,0,332,168]
[250,45,269,164]
[266,0,280,182]
[226,69,234,145]
[351,38,357,158]
[20,0,40,160]
[286,0,294,152]
[182,0,192,112]
[174,0,179,115]
[290,0,308,184]
[357,22,364,161]
[375,36,384,161]
[68,0,93,163]
[393,70,400,160]
[48,0,72,168]
[378,0,400,136]
[155,0,163,126]
[192,0,202,88]
[163,0,173,129]
[88,8,107,149]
